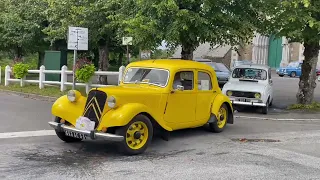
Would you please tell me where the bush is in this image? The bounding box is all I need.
[13,62,29,79]
[75,58,95,83]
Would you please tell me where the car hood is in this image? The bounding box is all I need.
[223,80,267,93]
[96,84,163,96]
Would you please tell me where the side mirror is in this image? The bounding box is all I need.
[269,79,273,84]
[176,85,184,91]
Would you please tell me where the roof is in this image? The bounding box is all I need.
[234,64,270,70]
[171,43,231,59]
[127,59,215,72]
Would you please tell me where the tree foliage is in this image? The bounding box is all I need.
[124,0,262,59]
[0,0,48,57]
[257,0,320,104]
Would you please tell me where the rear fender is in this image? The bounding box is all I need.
[51,95,87,126]
[98,103,172,131]
[211,94,234,124]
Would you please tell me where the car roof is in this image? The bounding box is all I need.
[233,64,270,70]
[127,59,215,72]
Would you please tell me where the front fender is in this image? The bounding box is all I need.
[211,94,234,124]
[98,103,172,131]
[51,95,87,126]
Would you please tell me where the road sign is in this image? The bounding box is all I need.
[140,50,151,59]
[122,37,133,46]
[68,27,88,51]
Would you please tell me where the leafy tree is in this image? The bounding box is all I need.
[123,0,261,60]
[257,0,320,104]
[43,0,132,84]
[0,0,49,60]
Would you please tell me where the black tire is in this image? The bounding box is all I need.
[262,99,269,114]
[208,104,228,133]
[279,75,284,77]
[54,117,83,143]
[290,71,296,77]
[115,114,153,155]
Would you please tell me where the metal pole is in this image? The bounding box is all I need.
[72,50,77,90]
[127,45,129,64]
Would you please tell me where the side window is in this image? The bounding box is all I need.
[172,71,194,90]
[198,71,212,90]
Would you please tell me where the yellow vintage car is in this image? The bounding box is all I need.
[48,59,234,155]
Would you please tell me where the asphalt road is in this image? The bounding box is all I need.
[1,75,320,179]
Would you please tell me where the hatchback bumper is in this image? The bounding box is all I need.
[48,121,124,141]
[229,97,266,107]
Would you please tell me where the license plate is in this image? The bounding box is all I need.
[238,98,246,102]
[65,130,87,139]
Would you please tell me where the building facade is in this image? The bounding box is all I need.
[171,32,320,69]
[231,33,320,69]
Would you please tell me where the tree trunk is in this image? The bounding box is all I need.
[98,43,109,85]
[296,42,320,104]
[181,43,195,60]
[37,51,45,69]
[118,52,124,67]
[15,46,23,59]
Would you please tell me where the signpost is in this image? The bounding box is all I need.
[67,26,88,90]
[122,37,133,64]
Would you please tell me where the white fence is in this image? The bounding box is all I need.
[0,65,126,94]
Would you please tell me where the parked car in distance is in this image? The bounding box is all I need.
[222,64,274,114]
[202,62,231,88]
[194,58,231,88]
[276,61,319,78]
[276,61,302,77]
[48,59,234,155]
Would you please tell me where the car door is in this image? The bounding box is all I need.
[195,70,217,122]
[267,68,274,102]
[163,70,197,128]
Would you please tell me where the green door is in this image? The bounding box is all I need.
[268,35,282,68]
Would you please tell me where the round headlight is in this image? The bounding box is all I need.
[67,90,76,102]
[254,93,261,99]
[107,96,116,108]
[227,90,233,96]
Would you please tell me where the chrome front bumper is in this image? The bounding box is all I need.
[230,97,266,107]
[231,101,266,107]
[48,121,124,142]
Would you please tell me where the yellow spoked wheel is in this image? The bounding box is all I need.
[209,104,228,133]
[116,114,153,155]
[217,106,227,129]
[126,121,149,150]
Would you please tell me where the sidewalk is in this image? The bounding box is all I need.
[235,110,320,121]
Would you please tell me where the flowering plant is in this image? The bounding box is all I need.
[74,58,95,83]
[12,57,29,79]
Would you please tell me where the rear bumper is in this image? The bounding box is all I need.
[48,121,124,141]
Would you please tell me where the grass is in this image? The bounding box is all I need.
[0,79,87,98]
[287,101,320,111]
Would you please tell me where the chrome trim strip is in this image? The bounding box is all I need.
[48,122,124,142]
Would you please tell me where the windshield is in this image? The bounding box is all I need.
[232,68,267,80]
[287,62,299,67]
[205,62,229,72]
[123,67,169,87]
